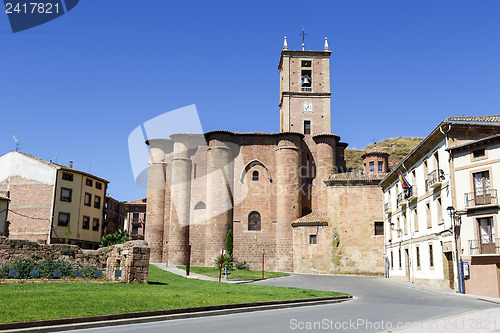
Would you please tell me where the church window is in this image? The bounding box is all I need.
[304,121,311,134]
[309,235,317,244]
[369,161,374,172]
[248,211,261,231]
[252,170,259,181]
[301,60,311,67]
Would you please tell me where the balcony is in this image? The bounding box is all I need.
[384,202,391,215]
[427,170,442,189]
[131,218,146,225]
[397,193,406,208]
[406,186,417,201]
[464,189,498,208]
[468,239,500,255]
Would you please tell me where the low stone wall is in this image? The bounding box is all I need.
[0,237,150,283]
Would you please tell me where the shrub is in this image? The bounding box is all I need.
[235,260,250,271]
[100,229,130,247]
[214,253,233,270]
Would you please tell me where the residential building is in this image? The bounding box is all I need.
[124,198,147,240]
[0,151,109,249]
[447,133,500,297]
[104,196,126,236]
[381,116,500,292]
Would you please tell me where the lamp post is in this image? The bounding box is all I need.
[446,206,463,294]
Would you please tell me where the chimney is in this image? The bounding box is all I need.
[69,161,73,169]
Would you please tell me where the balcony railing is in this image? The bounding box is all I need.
[468,238,500,255]
[131,218,146,224]
[464,189,498,208]
[301,87,312,92]
[384,202,390,213]
[427,170,442,189]
[397,193,407,207]
[406,186,417,201]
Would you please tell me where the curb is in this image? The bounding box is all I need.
[0,296,352,332]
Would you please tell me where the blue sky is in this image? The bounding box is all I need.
[1,0,499,201]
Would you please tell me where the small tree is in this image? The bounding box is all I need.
[226,229,233,256]
[100,229,130,247]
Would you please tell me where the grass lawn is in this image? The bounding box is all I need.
[0,265,347,323]
[177,266,289,280]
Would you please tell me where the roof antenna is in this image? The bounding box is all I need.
[300,27,307,51]
[12,136,21,151]
[54,151,61,164]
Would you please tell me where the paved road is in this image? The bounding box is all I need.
[69,274,500,333]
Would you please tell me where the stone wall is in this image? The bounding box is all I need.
[0,237,150,283]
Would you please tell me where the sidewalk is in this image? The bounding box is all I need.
[152,263,254,284]
[379,276,500,304]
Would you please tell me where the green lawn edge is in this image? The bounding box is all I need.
[176,265,290,280]
[0,265,348,323]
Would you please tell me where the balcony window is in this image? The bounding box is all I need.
[132,213,139,223]
[427,170,441,188]
[474,171,491,205]
[469,217,498,254]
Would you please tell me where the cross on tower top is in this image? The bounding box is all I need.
[300,27,307,51]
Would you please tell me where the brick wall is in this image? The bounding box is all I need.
[0,237,150,283]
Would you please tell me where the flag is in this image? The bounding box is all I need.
[398,171,411,190]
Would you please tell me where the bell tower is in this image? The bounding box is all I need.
[278,36,332,135]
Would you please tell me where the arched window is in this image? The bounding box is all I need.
[248,211,261,231]
[194,201,206,210]
[252,171,259,181]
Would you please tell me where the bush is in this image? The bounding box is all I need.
[214,253,233,270]
[235,260,250,271]
[100,229,130,247]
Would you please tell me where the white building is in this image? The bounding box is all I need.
[447,133,500,297]
[380,116,500,293]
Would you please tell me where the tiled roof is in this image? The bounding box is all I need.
[292,212,328,224]
[446,116,500,123]
[10,151,109,183]
[125,197,147,205]
[446,134,500,151]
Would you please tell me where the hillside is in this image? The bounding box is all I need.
[344,137,423,170]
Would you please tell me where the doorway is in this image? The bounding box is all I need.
[443,251,454,289]
[405,248,410,282]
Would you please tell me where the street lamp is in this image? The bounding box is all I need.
[446,205,463,294]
